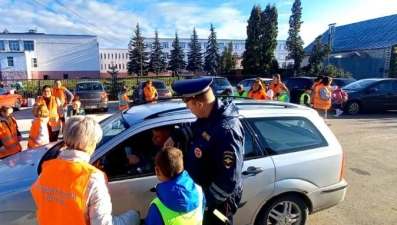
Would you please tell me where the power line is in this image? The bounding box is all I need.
[53,0,126,45]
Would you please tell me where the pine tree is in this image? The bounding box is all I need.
[168,32,186,76]
[242,5,262,74]
[260,4,278,75]
[221,42,237,74]
[204,24,221,75]
[127,23,149,76]
[186,27,203,73]
[148,30,167,75]
[286,0,305,72]
[308,35,332,75]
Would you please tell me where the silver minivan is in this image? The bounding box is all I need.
[0,100,347,225]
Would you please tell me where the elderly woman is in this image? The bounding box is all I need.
[31,116,141,225]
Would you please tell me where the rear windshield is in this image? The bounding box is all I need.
[213,78,231,86]
[141,81,167,89]
[283,78,314,88]
[76,83,104,91]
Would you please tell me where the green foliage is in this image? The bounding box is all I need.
[242,5,262,74]
[204,24,221,75]
[127,23,149,76]
[186,28,203,73]
[285,0,305,72]
[308,35,332,74]
[260,4,278,74]
[389,45,397,78]
[298,64,352,78]
[168,32,186,76]
[148,30,167,75]
[221,42,237,74]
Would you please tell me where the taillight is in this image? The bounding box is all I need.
[101,92,108,102]
[340,150,346,181]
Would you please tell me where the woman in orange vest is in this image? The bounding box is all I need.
[27,103,50,149]
[0,105,22,159]
[118,86,130,110]
[31,116,141,225]
[144,80,158,102]
[310,75,324,105]
[36,85,65,142]
[248,80,268,100]
[313,76,333,124]
[269,73,285,100]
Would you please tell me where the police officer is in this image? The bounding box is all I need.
[164,77,245,225]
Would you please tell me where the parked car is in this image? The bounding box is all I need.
[331,78,356,87]
[0,88,23,110]
[283,77,316,104]
[132,80,172,104]
[195,76,234,95]
[73,81,108,112]
[0,100,347,225]
[342,78,397,115]
[236,78,273,92]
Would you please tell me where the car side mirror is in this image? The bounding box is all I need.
[367,88,377,93]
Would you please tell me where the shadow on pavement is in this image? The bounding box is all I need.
[328,111,397,120]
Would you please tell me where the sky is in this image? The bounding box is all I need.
[1,0,396,49]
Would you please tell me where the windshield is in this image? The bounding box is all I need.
[97,112,130,147]
[213,78,231,86]
[76,83,104,91]
[343,79,376,90]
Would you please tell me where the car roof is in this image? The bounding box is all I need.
[240,78,272,81]
[196,76,228,79]
[76,81,102,84]
[285,77,315,80]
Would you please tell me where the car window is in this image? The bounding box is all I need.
[332,79,355,87]
[239,80,248,87]
[213,78,231,86]
[97,112,130,147]
[76,83,104,91]
[343,79,375,90]
[373,81,393,92]
[0,89,5,95]
[140,81,166,89]
[246,117,328,155]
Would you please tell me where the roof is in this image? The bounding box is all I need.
[304,14,397,54]
[0,33,96,38]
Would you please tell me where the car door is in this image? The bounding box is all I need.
[0,88,12,107]
[361,81,393,110]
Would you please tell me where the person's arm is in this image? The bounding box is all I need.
[319,88,331,100]
[122,95,129,105]
[87,173,141,225]
[145,204,164,225]
[63,88,74,106]
[170,121,199,143]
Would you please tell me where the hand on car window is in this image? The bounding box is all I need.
[128,155,140,165]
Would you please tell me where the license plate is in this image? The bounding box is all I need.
[85,105,97,109]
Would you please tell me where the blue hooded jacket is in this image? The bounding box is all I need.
[145,170,206,225]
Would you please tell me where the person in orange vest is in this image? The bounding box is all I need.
[53,80,74,124]
[0,105,22,159]
[313,76,333,124]
[310,75,324,105]
[248,80,268,100]
[36,85,65,142]
[144,80,158,103]
[269,73,285,100]
[30,116,141,225]
[27,103,50,149]
[118,86,130,110]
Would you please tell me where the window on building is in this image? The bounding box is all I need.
[23,41,34,51]
[108,53,110,59]
[100,54,102,59]
[204,43,209,49]
[126,53,128,58]
[104,64,107,70]
[119,54,121,59]
[101,64,103,70]
[108,64,111,69]
[234,43,239,50]
[9,41,20,51]
[31,58,37,67]
[7,57,14,67]
[122,64,125,69]
[111,54,113,59]
[0,41,5,51]
[104,54,106,59]
[43,75,49,80]
[63,74,68,79]
[162,42,169,49]
[119,64,121,69]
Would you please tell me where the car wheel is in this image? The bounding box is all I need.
[14,99,22,111]
[255,195,308,225]
[103,107,108,112]
[345,101,361,115]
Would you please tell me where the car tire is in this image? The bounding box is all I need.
[345,101,361,115]
[14,99,22,111]
[255,194,308,225]
[103,107,109,112]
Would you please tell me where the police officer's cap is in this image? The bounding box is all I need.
[172,77,213,97]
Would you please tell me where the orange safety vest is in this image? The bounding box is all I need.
[118,93,129,111]
[53,86,67,106]
[313,84,331,110]
[248,90,268,100]
[269,82,284,95]
[144,86,157,102]
[31,158,108,225]
[37,96,61,132]
[28,118,47,149]
[310,81,319,104]
[0,117,22,159]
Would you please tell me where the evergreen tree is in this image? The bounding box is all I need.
[221,42,237,74]
[186,28,203,73]
[260,4,278,75]
[389,45,397,78]
[286,0,305,72]
[168,32,186,76]
[308,35,332,75]
[127,23,149,76]
[148,30,167,75]
[242,5,262,74]
[204,24,221,75]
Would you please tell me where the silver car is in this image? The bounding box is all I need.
[237,78,273,91]
[0,100,347,225]
[73,81,109,112]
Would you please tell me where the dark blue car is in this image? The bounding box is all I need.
[194,76,234,96]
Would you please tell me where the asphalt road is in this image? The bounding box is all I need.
[12,103,397,225]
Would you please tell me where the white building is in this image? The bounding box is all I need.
[0,30,100,81]
[99,49,129,77]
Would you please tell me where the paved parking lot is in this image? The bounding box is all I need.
[12,103,397,225]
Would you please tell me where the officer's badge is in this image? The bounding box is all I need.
[223,151,235,169]
[202,131,211,141]
[194,148,202,158]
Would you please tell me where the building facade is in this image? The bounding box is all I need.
[0,30,100,81]
[99,49,129,78]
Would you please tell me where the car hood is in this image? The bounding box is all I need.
[0,143,55,196]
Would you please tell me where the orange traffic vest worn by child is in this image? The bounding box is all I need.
[37,96,61,132]
[31,158,108,225]
[28,118,50,149]
[0,117,22,159]
[144,86,157,102]
[313,84,331,110]
[248,90,268,100]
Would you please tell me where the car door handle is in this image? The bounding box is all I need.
[242,166,264,175]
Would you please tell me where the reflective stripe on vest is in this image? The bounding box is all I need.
[30,158,108,225]
[300,93,310,105]
[151,184,203,225]
[0,118,22,158]
[37,97,61,131]
[313,85,331,110]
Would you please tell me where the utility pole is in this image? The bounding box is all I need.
[140,39,143,76]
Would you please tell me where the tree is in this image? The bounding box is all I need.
[148,30,167,75]
[260,4,278,75]
[285,0,305,72]
[242,5,262,74]
[389,45,397,78]
[168,32,186,76]
[221,42,237,74]
[308,35,332,75]
[127,23,149,76]
[186,28,203,73]
[204,24,221,75]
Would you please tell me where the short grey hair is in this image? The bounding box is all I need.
[64,116,103,151]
